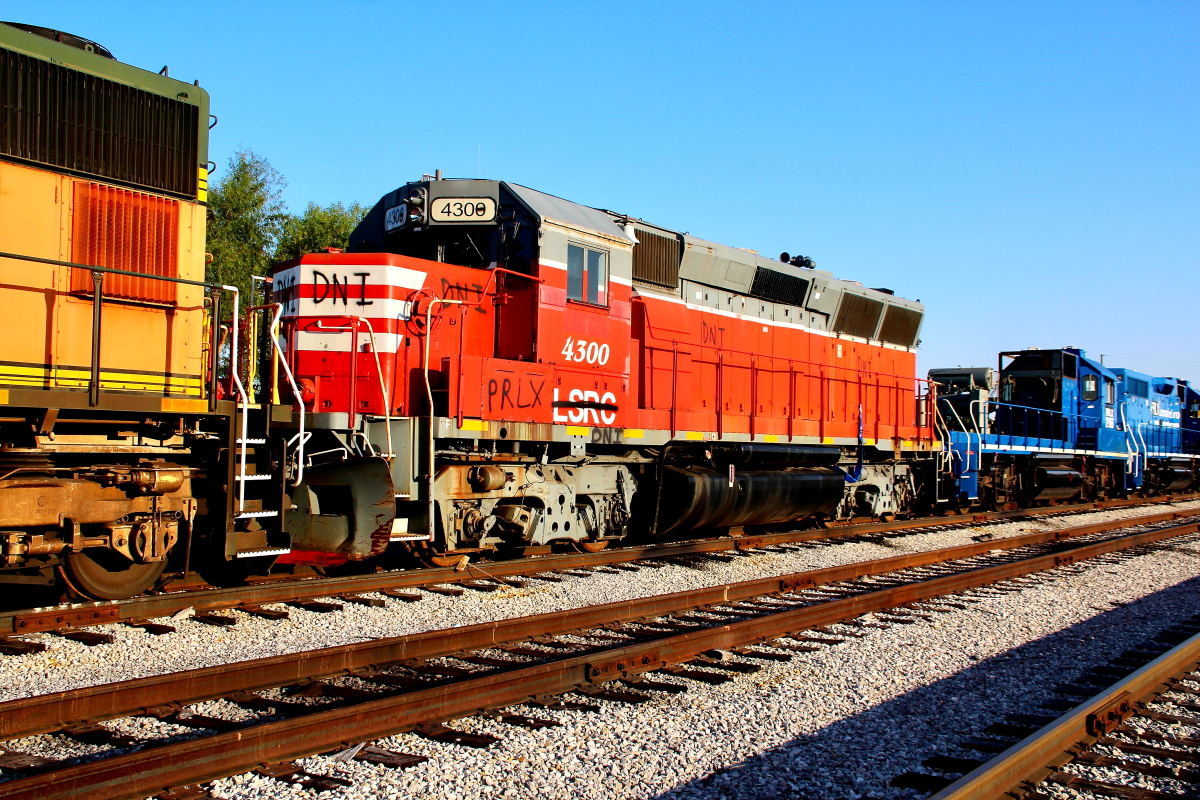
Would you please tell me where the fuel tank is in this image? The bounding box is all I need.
[1155,467,1193,492]
[713,444,841,468]
[658,466,843,533]
[1030,467,1083,500]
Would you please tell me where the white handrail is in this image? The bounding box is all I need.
[264,304,307,485]
[223,285,251,514]
[422,298,463,543]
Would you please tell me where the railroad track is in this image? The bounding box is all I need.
[3,493,1195,643]
[0,510,1197,800]
[916,615,1200,800]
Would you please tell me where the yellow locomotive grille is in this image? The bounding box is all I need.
[70,182,179,305]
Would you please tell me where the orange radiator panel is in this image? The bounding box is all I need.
[70,182,179,305]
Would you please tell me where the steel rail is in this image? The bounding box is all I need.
[3,494,1195,637]
[0,510,1194,743]
[926,631,1200,800]
[1,519,1197,799]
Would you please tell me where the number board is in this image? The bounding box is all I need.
[430,197,497,223]
[384,203,408,232]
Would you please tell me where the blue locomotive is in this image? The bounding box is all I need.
[929,348,1200,508]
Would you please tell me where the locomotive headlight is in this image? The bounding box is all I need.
[406,188,427,226]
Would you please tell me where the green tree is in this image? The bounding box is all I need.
[274,201,369,262]
[205,149,288,306]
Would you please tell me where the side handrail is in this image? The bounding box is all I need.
[0,249,239,411]
[1120,402,1139,478]
[310,316,394,462]
[246,303,308,485]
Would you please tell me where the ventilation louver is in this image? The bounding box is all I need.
[0,46,199,198]
[71,182,179,305]
[877,305,922,347]
[631,229,680,288]
[833,293,884,339]
[749,267,809,306]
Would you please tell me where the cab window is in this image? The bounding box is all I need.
[567,243,607,306]
[1082,374,1098,401]
[1104,378,1115,405]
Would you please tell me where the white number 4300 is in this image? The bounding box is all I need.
[561,338,610,365]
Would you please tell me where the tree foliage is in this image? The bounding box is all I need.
[205,151,367,313]
[274,201,369,262]
[205,149,288,305]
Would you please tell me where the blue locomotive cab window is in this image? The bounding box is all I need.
[567,243,608,306]
[1105,379,1115,405]
[1082,374,1098,401]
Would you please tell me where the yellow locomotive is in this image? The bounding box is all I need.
[0,22,218,599]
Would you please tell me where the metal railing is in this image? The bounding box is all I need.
[0,250,236,410]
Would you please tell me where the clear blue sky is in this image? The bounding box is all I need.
[18,1,1200,384]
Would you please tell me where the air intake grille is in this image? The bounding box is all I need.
[833,293,884,339]
[877,304,922,347]
[70,182,179,305]
[632,229,680,288]
[749,267,808,306]
[1126,378,1149,399]
[0,46,199,198]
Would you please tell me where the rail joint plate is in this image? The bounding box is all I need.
[586,650,660,682]
[14,606,120,633]
[1085,690,1132,736]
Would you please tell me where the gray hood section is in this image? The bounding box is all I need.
[506,183,636,243]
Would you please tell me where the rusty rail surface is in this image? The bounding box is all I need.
[1,516,1197,799]
[3,494,1195,637]
[927,631,1200,800]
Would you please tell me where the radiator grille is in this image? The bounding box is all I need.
[877,304,922,347]
[749,267,809,306]
[833,293,883,339]
[632,229,680,288]
[0,45,199,197]
[71,182,179,305]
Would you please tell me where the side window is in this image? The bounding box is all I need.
[1104,379,1115,405]
[1082,374,1098,401]
[567,243,608,306]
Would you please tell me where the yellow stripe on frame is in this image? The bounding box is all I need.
[821,436,835,444]
[762,434,779,442]
[458,419,486,431]
[684,431,704,441]
[565,426,589,436]
[161,398,207,413]
[0,389,8,404]
[623,429,644,439]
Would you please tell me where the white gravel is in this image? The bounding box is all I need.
[1,501,1194,704]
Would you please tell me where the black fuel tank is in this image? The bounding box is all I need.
[715,444,841,468]
[658,466,844,533]
[1157,467,1193,492]
[1031,467,1083,500]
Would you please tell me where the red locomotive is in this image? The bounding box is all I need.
[272,176,937,566]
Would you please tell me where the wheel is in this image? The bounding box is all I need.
[422,552,470,569]
[60,549,167,600]
[576,540,610,553]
